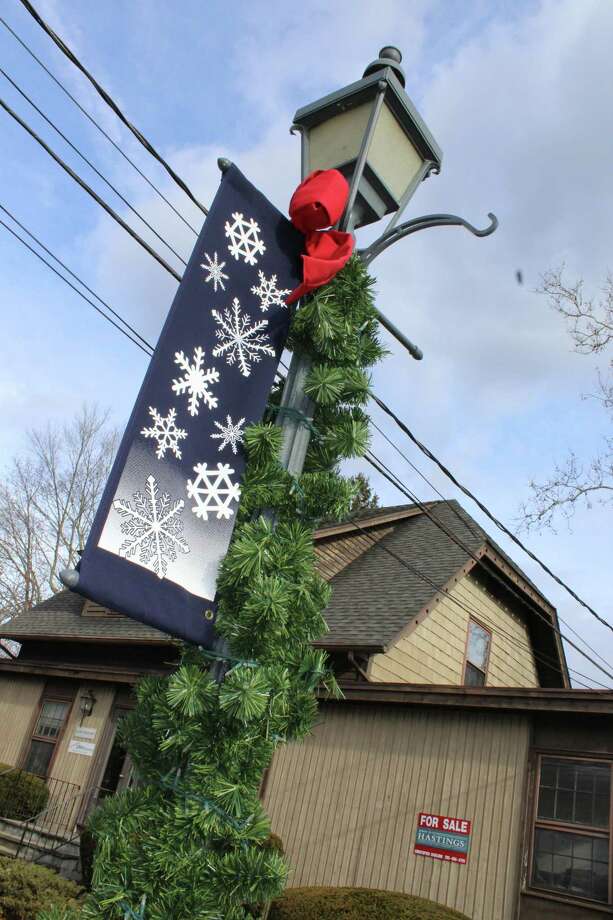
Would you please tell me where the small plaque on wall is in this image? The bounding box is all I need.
[68,738,96,757]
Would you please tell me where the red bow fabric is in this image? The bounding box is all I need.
[286,169,354,305]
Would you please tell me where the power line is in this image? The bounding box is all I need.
[0,202,154,354]
[0,95,182,283]
[367,416,613,677]
[370,391,613,636]
[0,215,153,357]
[0,66,188,266]
[16,0,209,217]
[362,451,613,683]
[2,213,608,690]
[0,15,199,235]
[330,519,608,690]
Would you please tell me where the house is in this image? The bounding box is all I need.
[1,501,612,919]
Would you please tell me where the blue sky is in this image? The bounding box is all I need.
[1,0,611,686]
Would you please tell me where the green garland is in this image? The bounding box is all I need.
[54,256,384,920]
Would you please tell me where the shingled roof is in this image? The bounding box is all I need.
[1,588,169,644]
[0,501,565,684]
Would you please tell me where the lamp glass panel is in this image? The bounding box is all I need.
[308,102,372,173]
[368,103,424,200]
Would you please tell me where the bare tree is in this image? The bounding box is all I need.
[521,268,613,530]
[0,405,117,618]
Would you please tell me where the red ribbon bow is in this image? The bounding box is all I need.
[286,169,354,305]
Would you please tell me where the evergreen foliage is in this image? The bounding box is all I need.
[269,887,472,920]
[0,856,82,920]
[0,764,49,821]
[76,257,383,920]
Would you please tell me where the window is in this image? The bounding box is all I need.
[23,699,70,777]
[532,757,611,904]
[464,619,491,686]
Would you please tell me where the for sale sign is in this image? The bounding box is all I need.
[414,812,472,865]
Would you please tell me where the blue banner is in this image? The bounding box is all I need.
[76,165,303,645]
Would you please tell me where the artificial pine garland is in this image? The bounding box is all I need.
[56,256,384,920]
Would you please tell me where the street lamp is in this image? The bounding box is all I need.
[292,47,442,231]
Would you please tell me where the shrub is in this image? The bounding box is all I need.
[0,856,81,920]
[79,827,96,890]
[0,765,49,822]
[269,886,472,920]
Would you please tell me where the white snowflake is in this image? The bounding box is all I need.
[201,251,228,292]
[141,406,188,459]
[172,346,219,416]
[186,463,241,521]
[211,298,275,378]
[224,211,266,265]
[211,415,246,454]
[251,271,291,312]
[113,475,189,579]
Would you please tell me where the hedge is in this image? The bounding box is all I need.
[0,856,81,920]
[0,765,49,822]
[268,886,472,920]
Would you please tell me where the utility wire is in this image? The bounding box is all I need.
[362,451,613,683]
[367,416,613,676]
[0,202,155,354]
[17,0,209,217]
[0,66,187,266]
[371,391,613,636]
[0,216,152,357]
[2,214,608,690]
[0,15,199,235]
[0,96,182,283]
[329,520,608,690]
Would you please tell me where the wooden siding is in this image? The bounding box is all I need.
[368,573,539,687]
[264,702,530,920]
[49,684,116,790]
[0,674,44,766]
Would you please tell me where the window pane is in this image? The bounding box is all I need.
[466,620,490,670]
[24,739,54,777]
[537,787,555,820]
[34,700,69,740]
[538,758,610,829]
[533,828,609,903]
[464,662,485,687]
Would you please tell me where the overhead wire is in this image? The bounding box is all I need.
[1,211,608,689]
[0,15,199,235]
[366,416,613,676]
[12,0,612,646]
[2,18,609,675]
[0,202,155,354]
[0,216,153,357]
[0,95,183,283]
[361,451,613,682]
[370,390,613,636]
[16,0,209,217]
[0,66,188,266]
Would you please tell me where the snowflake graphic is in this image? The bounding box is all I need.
[201,251,228,292]
[225,211,266,265]
[141,406,188,459]
[211,415,246,454]
[113,475,189,579]
[186,463,241,521]
[251,271,291,312]
[211,298,275,377]
[172,346,220,416]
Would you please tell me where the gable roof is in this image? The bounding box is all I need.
[0,500,567,686]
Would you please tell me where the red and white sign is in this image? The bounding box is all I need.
[414,812,472,865]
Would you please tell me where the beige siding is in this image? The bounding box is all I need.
[0,674,44,766]
[369,573,539,688]
[49,684,116,790]
[264,702,530,920]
